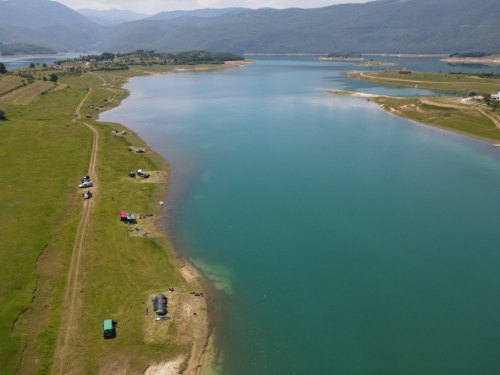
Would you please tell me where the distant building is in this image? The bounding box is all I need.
[89,59,97,65]
[491,91,500,100]
[49,65,62,70]
[66,66,75,71]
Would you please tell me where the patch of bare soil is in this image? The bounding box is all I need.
[144,356,185,375]
[143,274,209,375]
[127,214,163,238]
[224,60,255,67]
[138,171,170,184]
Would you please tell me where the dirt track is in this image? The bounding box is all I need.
[52,89,99,375]
[358,72,496,86]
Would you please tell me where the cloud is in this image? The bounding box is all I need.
[56,0,370,14]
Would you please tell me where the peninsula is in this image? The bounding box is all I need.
[340,69,500,143]
[441,52,500,65]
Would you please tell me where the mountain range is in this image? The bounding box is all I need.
[0,0,499,54]
[77,9,150,27]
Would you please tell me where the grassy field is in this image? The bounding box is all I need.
[0,82,93,374]
[346,70,500,142]
[349,70,500,95]
[0,62,220,374]
[373,96,500,142]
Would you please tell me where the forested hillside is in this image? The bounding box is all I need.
[0,0,499,54]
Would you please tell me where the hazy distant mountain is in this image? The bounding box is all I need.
[77,8,149,26]
[1,0,500,54]
[0,0,101,51]
[145,8,250,21]
[0,0,94,28]
[101,0,500,54]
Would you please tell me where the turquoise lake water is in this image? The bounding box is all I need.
[101,57,500,374]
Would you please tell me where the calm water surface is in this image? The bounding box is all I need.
[100,57,500,374]
[0,53,80,70]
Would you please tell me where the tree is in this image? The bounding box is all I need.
[0,62,7,74]
[49,73,58,82]
[42,63,47,68]
[0,107,6,119]
[29,63,35,68]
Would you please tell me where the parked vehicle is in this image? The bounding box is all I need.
[129,172,136,177]
[79,181,93,188]
[137,169,150,178]
[82,189,92,199]
[102,319,116,339]
[152,294,168,315]
[81,175,90,182]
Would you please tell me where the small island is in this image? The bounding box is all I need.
[318,53,364,61]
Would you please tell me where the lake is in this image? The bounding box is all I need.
[100,57,500,374]
[0,53,80,71]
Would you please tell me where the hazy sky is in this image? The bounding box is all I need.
[54,0,371,14]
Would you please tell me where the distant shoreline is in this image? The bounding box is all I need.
[319,57,364,61]
[441,57,500,65]
[363,53,448,58]
[0,53,67,58]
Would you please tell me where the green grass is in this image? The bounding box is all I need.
[1,64,214,374]
[55,115,191,373]
[351,70,500,95]
[0,87,93,374]
[374,97,500,142]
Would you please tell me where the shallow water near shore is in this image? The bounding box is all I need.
[101,57,500,374]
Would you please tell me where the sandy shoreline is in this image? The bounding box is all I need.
[441,57,500,65]
[328,89,394,98]
[94,61,251,374]
[363,53,448,58]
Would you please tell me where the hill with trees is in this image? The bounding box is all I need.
[0,0,102,51]
[0,43,56,56]
[1,0,500,54]
[144,7,250,21]
[77,8,150,26]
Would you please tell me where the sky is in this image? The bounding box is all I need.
[53,0,372,14]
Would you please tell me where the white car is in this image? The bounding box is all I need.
[79,181,93,188]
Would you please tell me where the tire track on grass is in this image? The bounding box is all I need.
[52,89,99,375]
